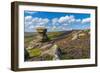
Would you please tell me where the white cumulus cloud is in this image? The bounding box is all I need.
[58,15,75,24]
[82,18,91,24]
[58,15,69,23]
[24,15,90,32]
[32,18,49,27]
[25,16,33,22]
[25,16,50,32]
[52,18,58,24]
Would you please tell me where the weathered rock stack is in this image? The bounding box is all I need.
[36,27,49,42]
[26,27,49,50]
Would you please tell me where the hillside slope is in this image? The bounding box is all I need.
[54,30,90,59]
[25,29,90,61]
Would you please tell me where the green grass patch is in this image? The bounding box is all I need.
[27,48,41,57]
[84,29,90,33]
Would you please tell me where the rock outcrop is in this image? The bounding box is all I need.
[25,27,62,61]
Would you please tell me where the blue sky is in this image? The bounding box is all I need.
[24,10,90,32]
